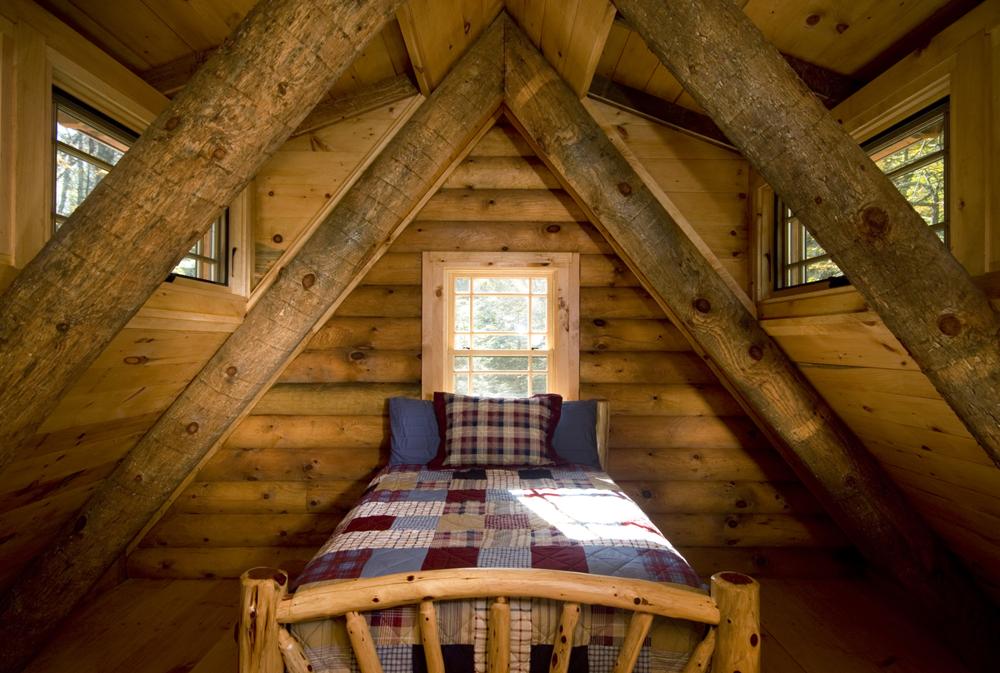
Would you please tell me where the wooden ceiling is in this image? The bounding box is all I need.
[34,0,970,106]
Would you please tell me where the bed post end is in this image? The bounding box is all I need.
[710,572,760,673]
[239,567,289,673]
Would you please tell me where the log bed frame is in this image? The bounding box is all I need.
[238,401,761,673]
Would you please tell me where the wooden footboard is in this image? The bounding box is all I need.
[238,567,760,673]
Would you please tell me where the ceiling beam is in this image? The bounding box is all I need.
[588,74,735,149]
[140,48,214,96]
[0,0,405,476]
[0,18,504,671]
[609,0,1000,667]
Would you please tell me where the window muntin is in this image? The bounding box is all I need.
[52,91,229,285]
[774,101,948,290]
[448,271,554,398]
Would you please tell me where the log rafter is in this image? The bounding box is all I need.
[611,0,1000,472]
[0,14,504,673]
[501,14,998,670]
[0,0,405,473]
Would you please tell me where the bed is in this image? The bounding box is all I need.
[238,398,760,673]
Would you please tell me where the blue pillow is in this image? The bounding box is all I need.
[388,398,440,465]
[552,400,600,468]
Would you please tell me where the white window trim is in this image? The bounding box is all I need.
[422,251,580,400]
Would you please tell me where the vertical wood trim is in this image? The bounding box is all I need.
[610,611,652,673]
[421,250,446,398]
[239,568,288,673]
[227,184,255,299]
[345,611,384,673]
[549,602,580,673]
[594,399,610,471]
[991,25,1000,272]
[0,28,14,269]
[395,3,432,95]
[487,596,510,673]
[12,18,49,267]
[418,600,445,673]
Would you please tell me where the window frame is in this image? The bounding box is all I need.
[422,252,580,400]
[771,99,950,292]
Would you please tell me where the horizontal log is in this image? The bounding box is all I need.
[417,189,586,222]
[581,383,743,416]
[652,513,846,548]
[443,155,561,190]
[174,480,373,515]
[580,318,689,352]
[255,383,419,416]
[201,447,385,483]
[228,416,388,450]
[143,514,343,548]
[608,447,792,482]
[581,287,663,319]
[362,253,422,285]
[676,546,860,579]
[127,547,313,580]
[308,317,421,351]
[337,286,422,317]
[580,351,716,385]
[469,124,535,156]
[609,415,766,450]
[278,350,421,384]
[390,221,611,254]
[618,480,821,515]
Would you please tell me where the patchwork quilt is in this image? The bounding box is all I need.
[292,465,705,673]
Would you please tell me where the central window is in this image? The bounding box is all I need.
[422,252,579,399]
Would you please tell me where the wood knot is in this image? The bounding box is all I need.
[937,313,962,337]
[226,366,238,377]
[617,182,632,196]
[836,23,849,34]
[56,322,70,333]
[693,298,711,314]
[726,518,739,528]
[463,20,471,34]
[349,351,366,361]
[134,473,143,483]
[123,355,149,365]
[272,233,283,244]
[545,224,561,233]
[186,422,200,434]
[302,273,316,290]
[641,489,652,499]
[212,147,227,161]
[860,205,889,239]
[277,81,288,96]
[750,633,759,647]
[165,116,180,131]
[814,195,823,204]
[748,345,763,361]
[592,318,606,327]
[805,13,821,26]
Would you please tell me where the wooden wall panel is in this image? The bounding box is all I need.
[129,119,852,582]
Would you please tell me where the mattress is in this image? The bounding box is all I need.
[292,464,705,673]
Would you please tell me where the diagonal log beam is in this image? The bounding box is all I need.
[611,0,1000,469]
[501,15,999,671]
[0,18,504,673]
[0,0,404,472]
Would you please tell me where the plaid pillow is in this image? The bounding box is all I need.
[429,393,563,468]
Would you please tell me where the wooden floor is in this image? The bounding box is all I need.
[25,577,969,673]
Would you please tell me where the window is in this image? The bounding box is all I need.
[52,90,229,285]
[422,252,579,399]
[774,101,948,290]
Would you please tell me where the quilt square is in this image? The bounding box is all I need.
[422,546,480,570]
[446,488,486,503]
[478,546,531,568]
[295,548,372,586]
[531,545,587,571]
[405,489,448,502]
[518,468,553,480]
[444,501,487,515]
[432,529,484,548]
[391,515,438,531]
[343,515,395,532]
[361,548,429,577]
[485,513,531,529]
[452,468,488,481]
[436,513,485,531]
[483,528,531,548]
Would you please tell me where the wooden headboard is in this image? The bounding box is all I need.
[595,399,610,471]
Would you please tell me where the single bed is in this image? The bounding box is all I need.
[238,399,760,673]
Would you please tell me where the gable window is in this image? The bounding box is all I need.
[422,252,579,399]
[53,90,229,285]
[774,101,948,290]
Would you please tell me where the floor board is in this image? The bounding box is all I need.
[25,577,970,673]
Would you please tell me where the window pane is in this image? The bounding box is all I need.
[472,356,529,371]
[530,334,548,350]
[804,259,841,284]
[473,277,529,293]
[454,277,470,293]
[530,296,546,332]
[471,373,529,397]
[472,334,528,350]
[56,112,127,164]
[455,374,469,394]
[891,159,946,226]
[454,334,471,349]
[872,117,944,173]
[453,356,469,371]
[531,375,548,395]
[454,296,471,332]
[530,356,548,371]
[172,256,198,278]
[531,278,548,294]
[473,295,528,332]
[55,151,107,220]
[803,229,825,260]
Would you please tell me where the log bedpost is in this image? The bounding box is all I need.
[0,18,505,673]
[710,572,760,673]
[239,568,289,673]
[501,13,1000,670]
[610,0,1000,469]
[0,0,404,471]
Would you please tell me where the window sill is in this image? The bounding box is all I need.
[126,276,247,332]
[758,284,866,320]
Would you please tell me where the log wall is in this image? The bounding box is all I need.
[128,117,854,581]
